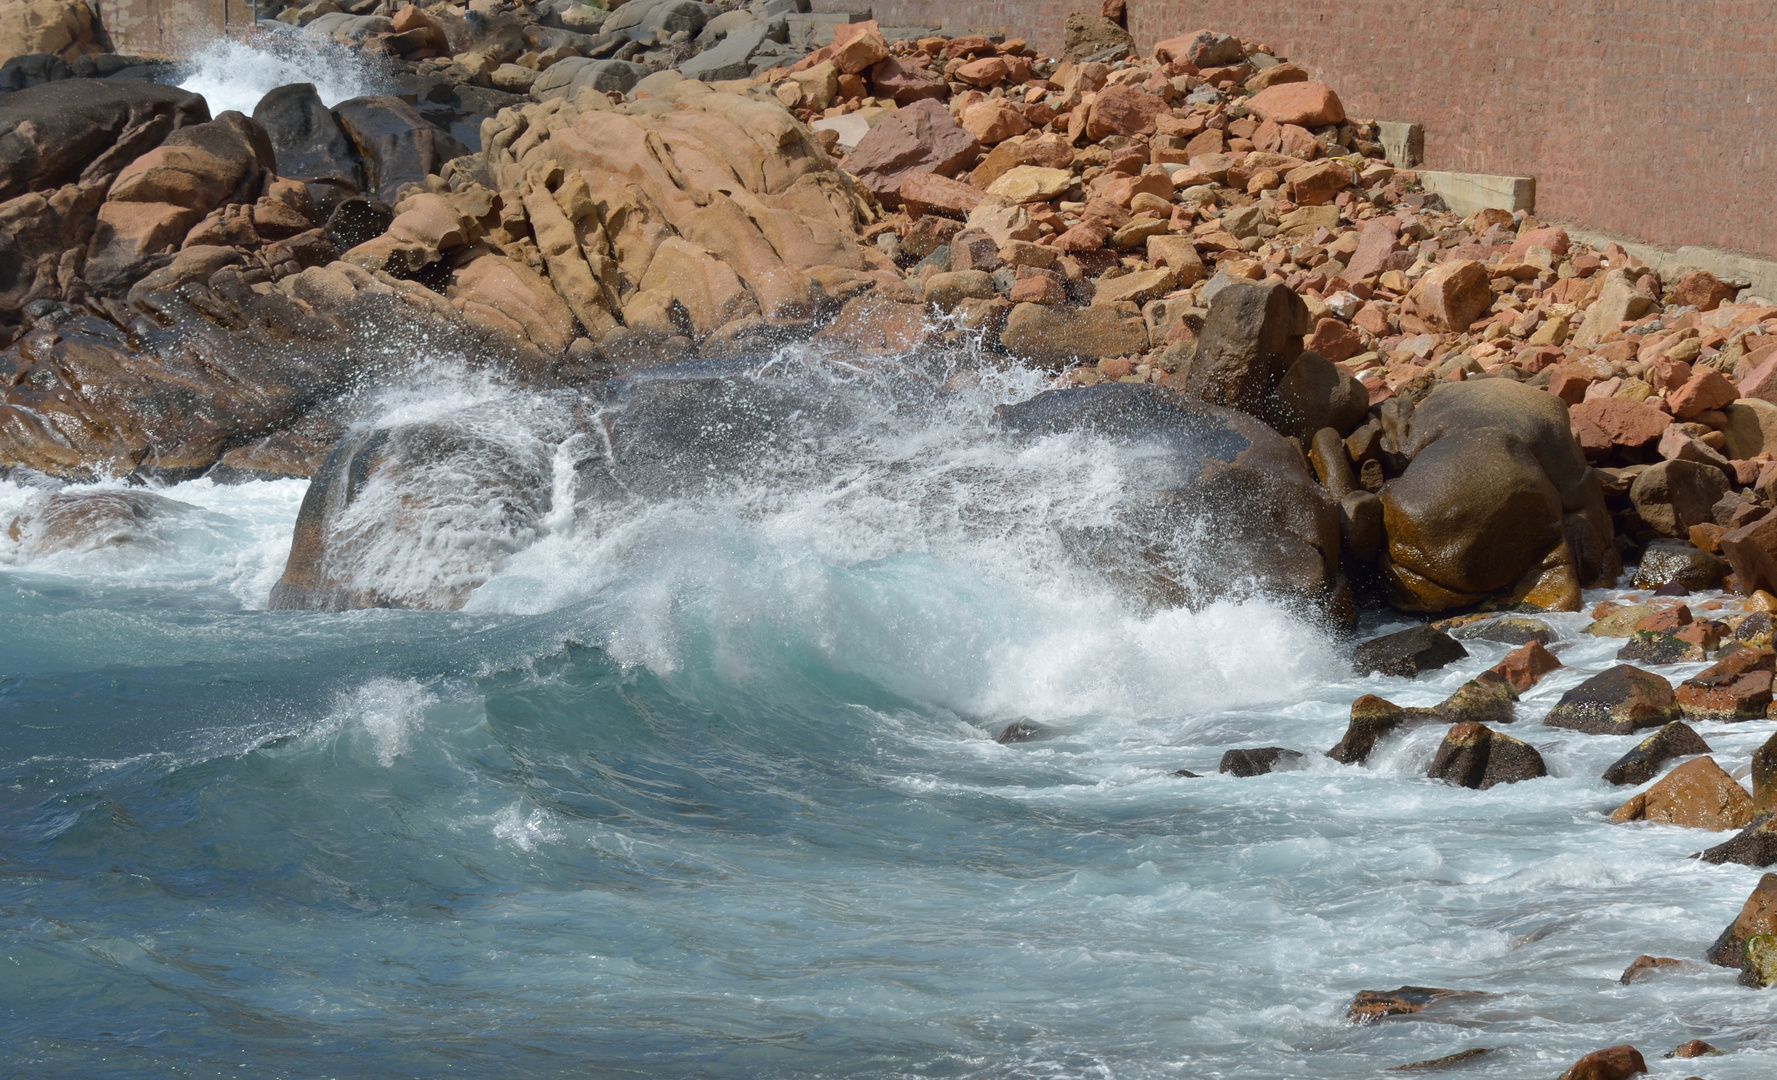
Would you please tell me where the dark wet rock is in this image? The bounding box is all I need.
[1382,380,1617,613]
[332,95,445,205]
[1556,1045,1646,1080]
[1697,812,1777,866]
[1172,768,1202,778]
[1219,747,1303,777]
[324,195,395,252]
[1268,350,1368,441]
[1178,280,1309,418]
[1618,954,1683,984]
[1544,665,1679,735]
[0,78,209,202]
[1665,1039,1724,1059]
[1602,721,1711,786]
[1707,872,1777,983]
[1633,538,1728,590]
[1757,728,1777,815]
[996,720,1053,744]
[1426,721,1546,789]
[253,82,365,207]
[1451,616,1554,646]
[1434,671,1518,725]
[1345,986,1486,1024]
[1351,624,1468,677]
[1386,1047,1496,1072]
[994,382,1345,620]
[1326,694,1407,765]
[1677,647,1774,720]
[1616,629,1710,664]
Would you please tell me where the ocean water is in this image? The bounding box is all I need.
[5,356,1777,1078]
[175,31,391,118]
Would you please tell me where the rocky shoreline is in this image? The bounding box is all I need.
[8,0,1777,1068]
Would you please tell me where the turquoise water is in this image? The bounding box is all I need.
[5,363,1777,1078]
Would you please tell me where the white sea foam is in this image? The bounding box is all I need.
[175,31,390,117]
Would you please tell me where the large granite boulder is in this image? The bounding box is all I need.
[994,381,1348,621]
[1378,380,1618,612]
[0,78,208,201]
[253,82,365,206]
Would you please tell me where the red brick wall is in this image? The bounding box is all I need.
[852,0,1777,259]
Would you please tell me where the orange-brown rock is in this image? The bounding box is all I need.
[1611,756,1754,830]
[1707,872,1777,983]
[1406,259,1491,332]
[1676,647,1775,720]
[1246,81,1345,127]
[1556,1045,1646,1080]
[1490,639,1561,692]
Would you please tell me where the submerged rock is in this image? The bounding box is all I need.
[1544,665,1679,735]
[1218,746,1303,777]
[1618,955,1683,984]
[1350,624,1467,677]
[1426,722,1546,789]
[1602,721,1710,786]
[3,488,191,555]
[1345,986,1485,1024]
[1665,1039,1723,1059]
[1385,1047,1495,1072]
[995,720,1053,744]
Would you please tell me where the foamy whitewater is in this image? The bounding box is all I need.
[175,30,391,117]
[5,354,1777,1078]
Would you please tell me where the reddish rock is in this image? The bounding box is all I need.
[1612,756,1755,830]
[1722,512,1777,595]
[1548,365,1592,405]
[829,19,890,75]
[1671,269,1737,311]
[1246,81,1345,127]
[1344,986,1482,1023]
[960,100,1031,144]
[1345,217,1405,281]
[841,98,981,201]
[1740,351,1777,404]
[1491,640,1561,692]
[1556,1045,1646,1080]
[954,56,1011,87]
[898,171,984,219]
[869,56,948,105]
[1407,259,1491,332]
[1151,29,1245,69]
[1707,872,1777,981]
[1569,398,1673,456]
[1677,647,1775,720]
[1669,369,1739,418]
[1667,1039,1722,1059]
[1007,274,1065,305]
[1307,317,1363,363]
[1509,225,1571,259]
[1085,84,1167,140]
[1632,604,1692,634]
[1283,158,1354,206]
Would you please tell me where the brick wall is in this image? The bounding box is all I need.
[851,0,1777,258]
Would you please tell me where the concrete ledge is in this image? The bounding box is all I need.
[1566,228,1777,304]
[1376,121,1422,169]
[1416,170,1536,217]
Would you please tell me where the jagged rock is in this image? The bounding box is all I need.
[1434,671,1518,725]
[1490,640,1561,692]
[1426,722,1546,789]
[531,56,652,98]
[1603,721,1710,786]
[1707,872,1777,984]
[1698,812,1777,866]
[1545,665,1679,734]
[840,97,981,203]
[995,720,1053,743]
[1219,746,1303,776]
[1326,694,1407,765]
[1062,11,1135,62]
[1611,756,1754,830]
[1676,647,1774,720]
[0,79,209,203]
[1351,624,1467,677]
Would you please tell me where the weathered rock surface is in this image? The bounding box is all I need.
[1707,872,1777,984]
[1351,624,1467,677]
[1611,756,1754,830]
[1218,746,1303,776]
[1556,1045,1647,1080]
[1426,721,1546,788]
[1545,665,1679,735]
[1602,721,1710,786]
